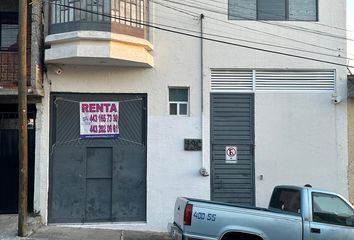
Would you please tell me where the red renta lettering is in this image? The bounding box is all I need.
[81,103,118,113]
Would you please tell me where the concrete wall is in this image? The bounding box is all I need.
[348,97,354,203]
[35,0,348,231]
[255,92,348,207]
[34,80,50,223]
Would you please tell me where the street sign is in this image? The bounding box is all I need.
[225,146,237,163]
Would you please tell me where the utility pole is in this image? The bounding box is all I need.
[18,0,28,237]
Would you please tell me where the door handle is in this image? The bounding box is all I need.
[311,228,321,234]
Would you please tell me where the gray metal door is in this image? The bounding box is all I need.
[210,93,255,206]
[49,93,147,223]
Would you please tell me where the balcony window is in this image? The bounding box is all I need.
[50,0,148,38]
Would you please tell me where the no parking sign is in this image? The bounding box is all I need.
[225,146,237,164]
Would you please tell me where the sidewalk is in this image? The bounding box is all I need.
[0,214,38,240]
[29,226,170,240]
[0,215,170,240]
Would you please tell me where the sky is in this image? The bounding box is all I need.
[348,0,354,72]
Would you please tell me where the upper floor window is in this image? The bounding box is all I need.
[228,0,318,21]
[0,13,18,51]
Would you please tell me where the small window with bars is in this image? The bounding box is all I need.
[169,88,189,116]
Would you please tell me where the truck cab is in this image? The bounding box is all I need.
[267,186,354,239]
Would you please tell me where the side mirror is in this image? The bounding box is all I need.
[346,216,354,227]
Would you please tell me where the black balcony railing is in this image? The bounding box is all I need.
[50,0,148,39]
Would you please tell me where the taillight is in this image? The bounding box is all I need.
[184,204,193,225]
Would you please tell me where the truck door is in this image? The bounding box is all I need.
[309,192,354,240]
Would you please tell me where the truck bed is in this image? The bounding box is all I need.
[186,197,272,213]
[175,197,303,240]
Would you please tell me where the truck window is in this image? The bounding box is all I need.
[312,192,354,227]
[269,188,301,214]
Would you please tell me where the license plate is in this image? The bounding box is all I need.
[170,228,182,240]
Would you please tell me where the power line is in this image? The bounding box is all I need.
[8,1,352,66]
[198,0,354,34]
[152,1,197,17]
[46,0,347,54]
[152,0,354,62]
[153,1,354,62]
[50,0,351,67]
[36,2,354,62]
[48,1,353,68]
[178,0,352,41]
[204,31,353,61]
[160,0,352,43]
[153,0,343,53]
[155,0,343,53]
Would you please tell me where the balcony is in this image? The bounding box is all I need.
[45,0,153,67]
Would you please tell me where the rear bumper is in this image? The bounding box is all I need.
[168,222,214,240]
[168,222,184,240]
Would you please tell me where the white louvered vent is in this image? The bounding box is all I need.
[255,71,335,91]
[211,70,253,92]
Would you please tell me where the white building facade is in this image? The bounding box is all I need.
[32,0,348,231]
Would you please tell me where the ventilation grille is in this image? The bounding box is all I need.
[256,71,335,91]
[210,70,335,92]
[211,70,253,92]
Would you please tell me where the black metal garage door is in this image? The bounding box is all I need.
[211,93,255,206]
[49,93,147,223]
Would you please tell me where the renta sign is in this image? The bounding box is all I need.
[80,102,119,139]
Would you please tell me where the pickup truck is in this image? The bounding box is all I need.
[169,185,354,240]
